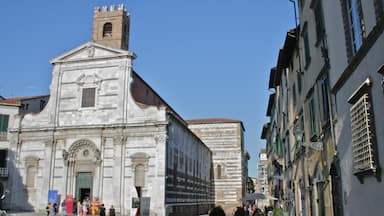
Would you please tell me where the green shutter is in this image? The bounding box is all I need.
[0,115,9,132]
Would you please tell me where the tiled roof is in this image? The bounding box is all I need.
[0,94,49,106]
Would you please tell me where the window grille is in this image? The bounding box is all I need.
[350,93,376,173]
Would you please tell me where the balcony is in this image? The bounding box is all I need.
[0,167,8,177]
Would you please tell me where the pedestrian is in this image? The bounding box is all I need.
[99,204,106,216]
[82,199,88,216]
[53,203,58,215]
[61,200,66,216]
[243,205,249,216]
[109,205,115,216]
[73,199,77,216]
[234,206,244,216]
[46,203,51,216]
[77,200,82,216]
[209,206,225,216]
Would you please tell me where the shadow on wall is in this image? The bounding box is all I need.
[3,150,34,212]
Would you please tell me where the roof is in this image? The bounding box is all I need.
[266,93,275,117]
[277,28,297,69]
[186,118,245,131]
[260,123,270,139]
[0,94,49,106]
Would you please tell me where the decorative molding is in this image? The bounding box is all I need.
[68,139,101,164]
[154,134,168,144]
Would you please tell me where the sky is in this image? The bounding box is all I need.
[0,1,295,177]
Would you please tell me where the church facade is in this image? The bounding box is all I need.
[7,5,215,216]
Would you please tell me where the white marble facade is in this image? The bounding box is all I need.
[7,40,212,216]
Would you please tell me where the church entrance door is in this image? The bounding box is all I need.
[76,172,93,202]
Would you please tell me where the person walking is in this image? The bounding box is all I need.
[46,203,51,216]
[209,206,226,216]
[109,205,115,216]
[99,204,105,216]
[61,200,66,216]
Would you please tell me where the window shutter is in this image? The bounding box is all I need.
[350,93,376,173]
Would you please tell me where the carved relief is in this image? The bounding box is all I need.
[87,46,95,57]
[68,139,101,165]
[113,136,127,145]
[154,134,168,144]
[76,73,102,88]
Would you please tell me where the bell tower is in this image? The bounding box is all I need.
[92,4,130,50]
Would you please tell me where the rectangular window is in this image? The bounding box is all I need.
[0,114,9,141]
[350,93,376,174]
[297,72,302,95]
[81,88,96,108]
[347,0,364,54]
[320,77,330,122]
[292,83,297,107]
[313,0,325,42]
[309,96,317,137]
[303,28,311,68]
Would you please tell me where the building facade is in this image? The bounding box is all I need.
[262,1,383,215]
[6,5,215,216]
[324,0,384,215]
[187,118,248,215]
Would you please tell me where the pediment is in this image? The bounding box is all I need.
[50,42,135,63]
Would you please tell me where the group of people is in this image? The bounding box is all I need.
[208,204,274,216]
[46,198,115,216]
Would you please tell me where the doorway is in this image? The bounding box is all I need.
[76,172,93,202]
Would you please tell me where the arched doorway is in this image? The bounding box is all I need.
[65,139,101,202]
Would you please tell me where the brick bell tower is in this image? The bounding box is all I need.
[92,4,130,50]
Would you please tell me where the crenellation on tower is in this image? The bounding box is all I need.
[92,4,130,50]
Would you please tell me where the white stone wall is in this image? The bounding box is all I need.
[188,122,244,214]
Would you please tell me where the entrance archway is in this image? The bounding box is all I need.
[65,139,101,201]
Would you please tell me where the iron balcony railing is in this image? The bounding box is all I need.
[0,167,8,177]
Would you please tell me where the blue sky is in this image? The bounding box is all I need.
[0,1,295,177]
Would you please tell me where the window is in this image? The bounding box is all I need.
[217,164,222,179]
[348,0,364,53]
[342,0,365,57]
[0,114,9,141]
[103,23,112,37]
[312,0,325,42]
[319,77,330,123]
[81,88,96,108]
[350,92,376,174]
[303,24,311,68]
[134,164,145,187]
[297,72,302,95]
[308,95,317,137]
[292,83,297,107]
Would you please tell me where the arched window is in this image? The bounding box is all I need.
[134,164,145,187]
[103,23,112,37]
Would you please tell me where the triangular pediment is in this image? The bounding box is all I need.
[50,42,135,63]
